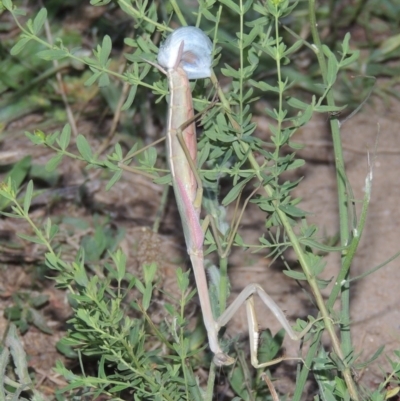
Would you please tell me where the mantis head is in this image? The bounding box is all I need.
[157,26,213,80]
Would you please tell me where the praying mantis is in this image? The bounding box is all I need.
[155,26,314,368]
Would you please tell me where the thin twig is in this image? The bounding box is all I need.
[41,2,78,137]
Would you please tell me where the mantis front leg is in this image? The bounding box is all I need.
[157,26,315,368]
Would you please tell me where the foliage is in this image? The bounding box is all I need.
[0,0,398,400]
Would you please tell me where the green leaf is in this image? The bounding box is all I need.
[258,329,284,363]
[59,124,71,150]
[314,104,346,113]
[56,341,78,358]
[46,154,63,172]
[124,37,137,47]
[222,177,251,206]
[219,0,241,14]
[0,156,31,211]
[5,325,31,385]
[282,269,307,281]
[121,85,137,110]
[17,233,45,244]
[286,158,305,170]
[84,71,101,87]
[98,72,110,87]
[32,8,47,35]
[341,32,351,55]
[23,180,33,214]
[279,204,307,218]
[3,0,13,10]
[249,79,278,93]
[379,32,400,55]
[106,170,122,190]
[283,39,303,57]
[142,285,153,311]
[76,135,93,161]
[153,174,171,185]
[323,45,338,86]
[10,37,32,55]
[99,35,112,66]
[29,308,53,334]
[109,384,130,392]
[90,0,112,5]
[353,345,384,369]
[221,64,241,79]
[287,96,309,110]
[339,50,360,68]
[176,268,189,293]
[37,48,69,60]
[300,238,347,252]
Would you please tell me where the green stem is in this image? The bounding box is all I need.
[308,0,358,399]
[204,362,217,401]
[218,256,229,314]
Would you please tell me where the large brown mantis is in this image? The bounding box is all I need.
[156,26,314,367]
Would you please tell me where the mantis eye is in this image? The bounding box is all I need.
[157,26,213,80]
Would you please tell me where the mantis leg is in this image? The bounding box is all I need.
[216,284,317,368]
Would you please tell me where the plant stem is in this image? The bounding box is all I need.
[308,0,358,398]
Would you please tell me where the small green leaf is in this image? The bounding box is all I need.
[32,8,47,35]
[282,269,307,280]
[0,156,31,211]
[314,104,346,113]
[17,233,45,244]
[59,124,71,150]
[300,238,347,252]
[56,340,78,358]
[90,0,112,5]
[37,48,68,60]
[279,204,307,218]
[153,174,171,185]
[341,32,351,55]
[176,268,189,293]
[142,285,153,311]
[29,308,53,334]
[3,0,13,10]
[46,154,63,171]
[124,38,137,47]
[379,32,400,55]
[219,0,241,14]
[73,262,88,286]
[222,177,251,206]
[106,170,122,190]
[10,37,32,55]
[99,35,112,66]
[287,96,309,110]
[76,135,93,161]
[5,324,31,385]
[98,72,110,87]
[323,45,338,86]
[121,85,137,110]
[221,64,241,79]
[283,39,303,57]
[84,71,101,86]
[339,50,360,68]
[23,180,33,214]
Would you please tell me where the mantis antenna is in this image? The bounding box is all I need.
[157,26,314,367]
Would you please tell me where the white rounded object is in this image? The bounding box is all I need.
[157,26,213,79]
